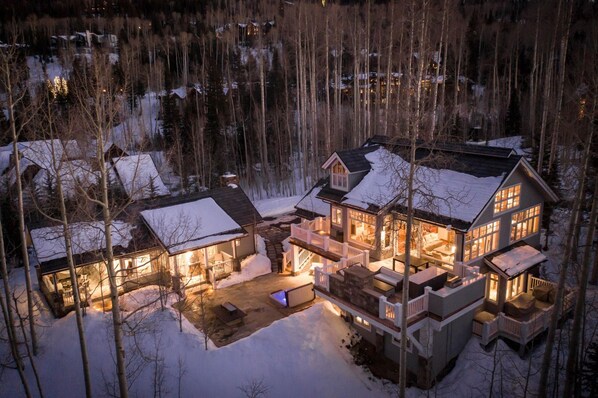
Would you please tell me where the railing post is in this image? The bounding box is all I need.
[379,296,387,320]
[324,236,330,251]
[363,250,369,269]
[423,286,432,312]
[395,305,402,327]
[342,242,349,257]
[307,230,312,245]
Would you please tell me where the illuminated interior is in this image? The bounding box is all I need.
[487,273,499,302]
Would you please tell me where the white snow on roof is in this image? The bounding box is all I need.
[31,221,134,263]
[113,154,170,200]
[342,147,504,224]
[141,198,244,254]
[488,244,546,278]
[296,186,330,218]
[32,159,98,199]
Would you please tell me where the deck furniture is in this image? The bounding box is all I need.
[504,293,536,318]
[409,266,448,299]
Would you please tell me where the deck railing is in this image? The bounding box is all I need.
[478,289,576,346]
[290,222,364,259]
[379,287,430,327]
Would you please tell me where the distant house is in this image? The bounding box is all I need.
[285,135,573,388]
[29,186,263,317]
[112,154,170,200]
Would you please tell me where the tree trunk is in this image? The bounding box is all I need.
[537,121,594,397]
[563,173,598,396]
[0,212,31,397]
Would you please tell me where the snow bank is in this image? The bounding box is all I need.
[253,194,304,217]
[216,253,271,289]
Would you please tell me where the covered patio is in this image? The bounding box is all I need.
[141,197,248,290]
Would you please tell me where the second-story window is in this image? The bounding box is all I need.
[331,206,343,226]
[331,162,348,190]
[511,204,541,241]
[494,184,521,214]
[464,220,500,262]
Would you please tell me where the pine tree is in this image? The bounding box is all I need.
[505,90,522,137]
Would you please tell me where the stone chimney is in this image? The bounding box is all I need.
[220,172,239,187]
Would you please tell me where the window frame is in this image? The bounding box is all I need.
[464,220,501,262]
[487,273,499,303]
[493,184,521,215]
[330,161,349,191]
[506,273,526,301]
[331,205,343,227]
[348,209,377,247]
[510,204,542,242]
[354,315,371,331]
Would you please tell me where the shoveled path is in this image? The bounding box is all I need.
[257,214,300,273]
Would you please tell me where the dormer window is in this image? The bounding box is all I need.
[331,162,348,190]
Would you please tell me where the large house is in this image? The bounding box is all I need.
[30,186,262,317]
[286,135,575,388]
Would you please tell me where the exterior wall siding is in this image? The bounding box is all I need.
[466,166,547,267]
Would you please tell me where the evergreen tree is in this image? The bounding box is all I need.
[505,91,522,136]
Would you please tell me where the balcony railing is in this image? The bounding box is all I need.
[379,289,430,327]
[478,277,576,346]
[290,218,363,260]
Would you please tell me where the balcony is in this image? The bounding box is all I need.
[314,259,486,331]
[473,276,576,348]
[289,217,365,261]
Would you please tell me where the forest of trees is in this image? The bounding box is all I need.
[0,1,597,397]
[0,0,595,197]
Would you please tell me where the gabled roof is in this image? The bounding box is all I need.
[140,197,246,255]
[321,146,379,173]
[484,241,546,280]
[31,220,160,274]
[315,135,548,230]
[112,154,170,201]
[137,186,262,227]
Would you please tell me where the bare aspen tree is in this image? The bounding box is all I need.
[538,121,594,397]
[0,33,39,356]
[0,211,31,397]
[564,176,598,396]
[71,52,130,398]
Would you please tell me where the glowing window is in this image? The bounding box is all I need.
[331,162,348,191]
[506,274,525,300]
[355,316,371,331]
[331,206,343,226]
[511,205,541,242]
[349,210,376,247]
[464,220,500,262]
[487,273,499,302]
[494,184,521,214]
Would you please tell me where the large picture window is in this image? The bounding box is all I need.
[331,162,348,190]
[494,184,521,214]
[331,206,343,226]
[349,210,376,246]
[511,205,541,242]
[464,220,500,262]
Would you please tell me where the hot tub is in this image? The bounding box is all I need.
[269,283,315,308]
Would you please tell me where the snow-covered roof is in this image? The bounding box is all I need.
[31,221,134,264]
[341,147,504,224]
[485,242,546,279]
[295,182,330,219]
[140,197,245,254]
[112,154,170,200]
[32,159,98,199]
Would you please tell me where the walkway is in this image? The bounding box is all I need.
[257,214,300,273]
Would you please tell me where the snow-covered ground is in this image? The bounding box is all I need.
[252,194,304,217]
[217,237,272,289]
